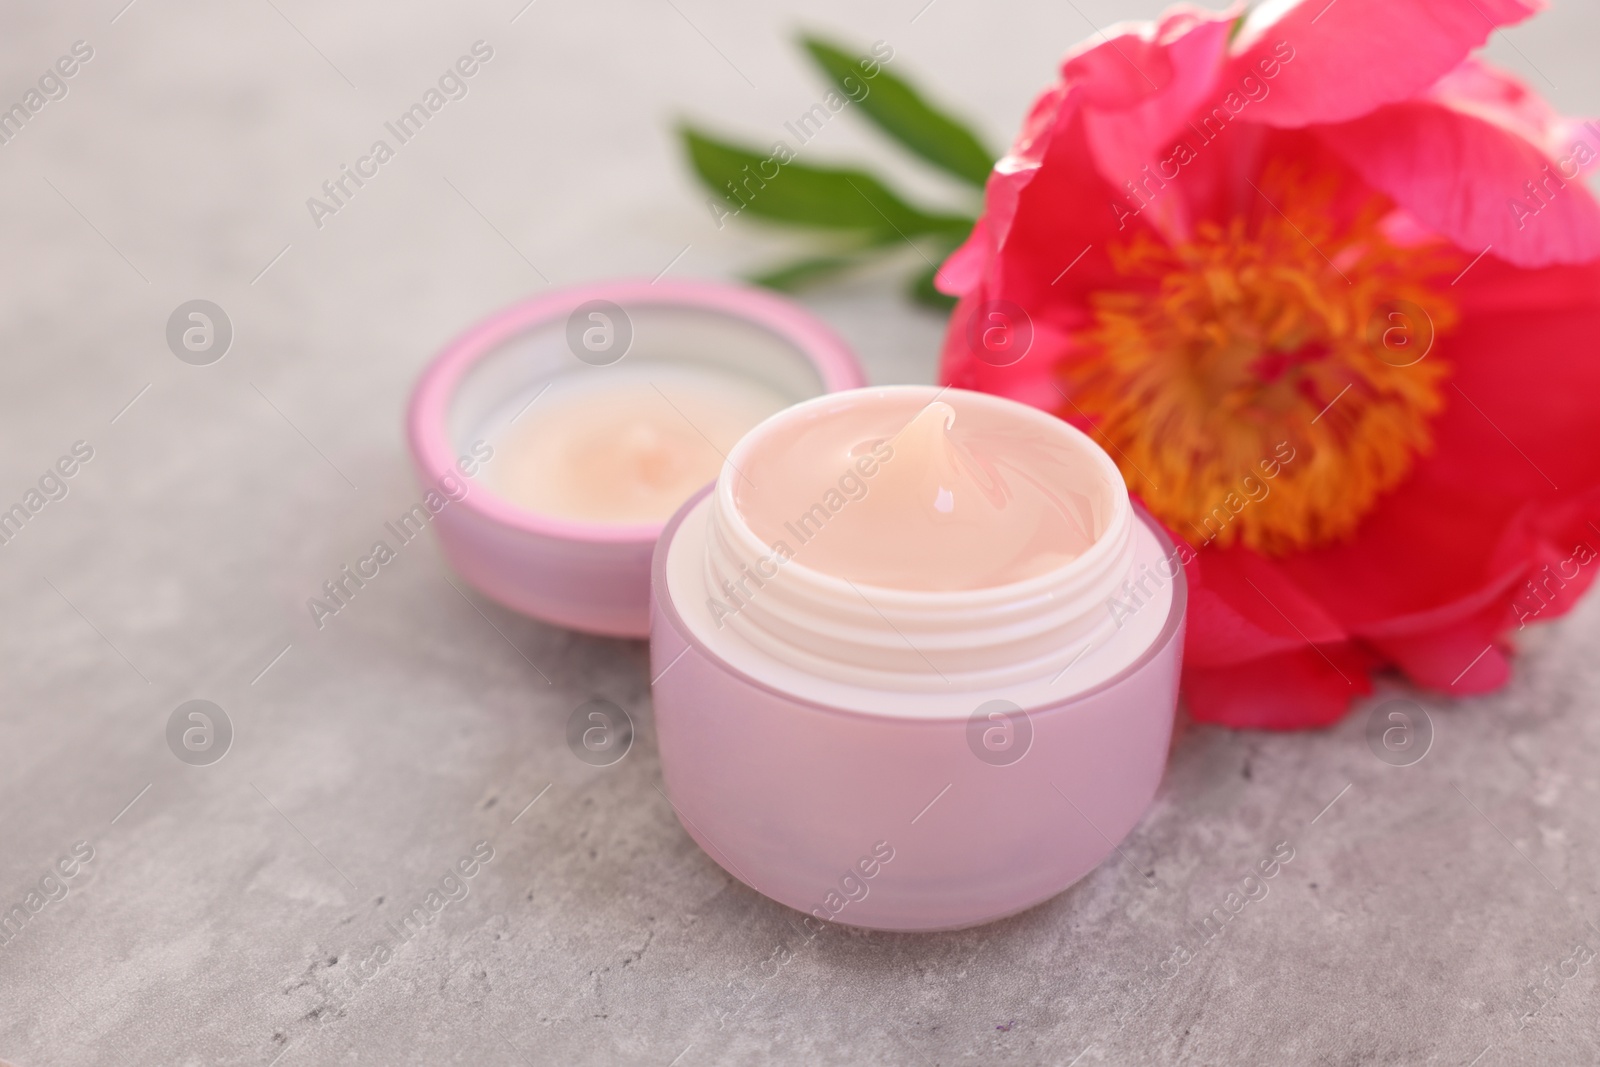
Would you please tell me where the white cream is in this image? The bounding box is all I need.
[731,395,1105,589]
[484,364,788,525]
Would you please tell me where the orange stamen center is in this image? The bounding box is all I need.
[1065,173,1460,553]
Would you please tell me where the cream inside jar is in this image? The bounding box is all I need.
[486,364,788,525]
[731,395,1102,589]
[664,386,1177,716]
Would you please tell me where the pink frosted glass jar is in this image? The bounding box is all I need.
[649,386,1186,931]
[405,279,865,638]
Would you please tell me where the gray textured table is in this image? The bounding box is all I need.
[3,1,1599,1064]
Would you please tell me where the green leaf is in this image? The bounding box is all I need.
[908,260,958,310]
[751,252,871,291]
[800,36,995,189]
[680,126,972,238]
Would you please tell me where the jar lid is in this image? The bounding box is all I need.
[405,278,866,638]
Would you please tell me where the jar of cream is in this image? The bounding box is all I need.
[406,279,864,637]
[650,385,1186,931]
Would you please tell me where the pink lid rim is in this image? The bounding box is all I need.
[406,278,867,545]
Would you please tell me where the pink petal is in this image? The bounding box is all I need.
[1182,545,1349,669]
[938,102,1167,397]
[1365,613,1511,694]
[1317,100,1600,267]
[1428,57,1576,154]
[1227,0,1542,128]
[940,5,1245,303]
[1183,645,1373,730]
[934,84,1071,300]
[1061,5,1240,193]
[934,217,990,296]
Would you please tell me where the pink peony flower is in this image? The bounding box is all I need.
[937,0,1600,729]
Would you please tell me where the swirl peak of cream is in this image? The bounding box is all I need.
[731,390,1108,591]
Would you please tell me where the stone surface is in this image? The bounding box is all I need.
[1,1,1598,1065]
